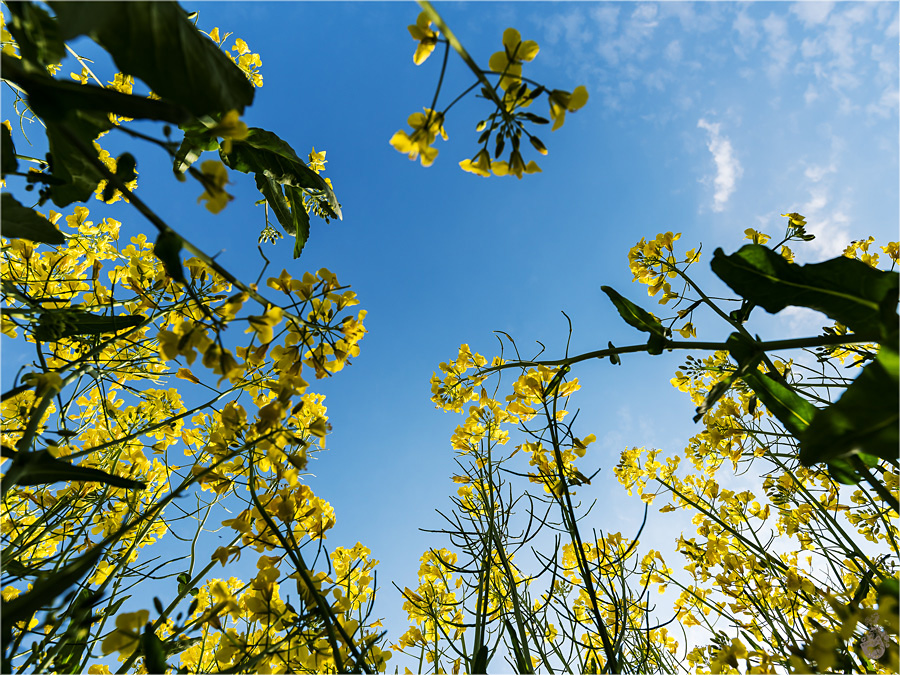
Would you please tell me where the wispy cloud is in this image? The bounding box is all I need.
[791,2,835,27]
[697,119,742,212]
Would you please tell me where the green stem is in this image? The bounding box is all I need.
[417,1,505,111]
[475,332,879,379]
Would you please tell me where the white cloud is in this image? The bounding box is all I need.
[664,39,682,63]
[541,9,592,48]
[804,162,836,182]
[791,2,835,27]
[791,185,852,259]
[589,4,619,34]
[732,10,760,59]
[697,119,743,212]
[593,3,660,66]
[866,85,900,118]
[762,13,796,79]
[804,83,819,104]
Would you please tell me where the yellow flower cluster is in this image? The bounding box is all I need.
[628,231,699,304]
[389,108,448,167]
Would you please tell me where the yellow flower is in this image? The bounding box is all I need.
[196,160,233,214]
[548,86,589,131]
[678,322,696,339]
[743,228,770,245]
[492,150,541,179]
[1,13,19,58]
[308,147,327,173]
[488,28,539,91]
[459,149,492,177]
[101,609,149,658]
[781,212,806,229]
[408,12,440,65]
[389,109,448,167]
[211,110,248,154]
[229,38,263,87]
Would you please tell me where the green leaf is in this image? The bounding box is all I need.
[799,347,899,466]
[878,577,899,602]
[742,370,818,437]
[53,588,102,674]
[5,1,65,67]
[2,123,17,176]
[286,186,310,259]
[472,644,488,675]
[544,364,570,397]
[101,152,137,202]
[1,59,118,206]
[34,309,144,341]
[154,229,185,284]
[222,128,341,221]
[103,594,131,619]
[141,624,169,674]
[1,559,47,579]
[255,174,292,234]
[173,128,220,175]
[1,448,147,490]
[2,51,185,206]
[824,453,878,486]
[49,1,254,117]
[724,332,818,436]
[2,54,190,126]
[601,286,667,355]
[711,244,899,338]
[1,193,65,244]
[694,332,760,421]
[43,112,111,206]
[1,539,111,636]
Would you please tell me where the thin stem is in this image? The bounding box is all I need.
[475,332,879,379]
[417,1,505,111]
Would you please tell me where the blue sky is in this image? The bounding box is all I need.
[3,1,898,668]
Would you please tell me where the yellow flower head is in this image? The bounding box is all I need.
[408,12,440,65]
[101,610,149,658]
[489,28,539,90]
[492,150,541,179]
[211,110,248,154]
[548,86,589,131]
[196,160,233,214]
[389,108,448,167]
[308,147,327,173]
[743,228,771,245]
[459,149,492,177]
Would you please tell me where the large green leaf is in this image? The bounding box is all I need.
[286,186,311,259]
[741,369,818,438]
[173,128,220,175]
[1,54,112,206]
[1,122,17,177]
[600,286,667,355]
[222,128,342,221]
[43,111,112,207]
[711,245,898,338]
[5,1,65,67]
[154,229,186,284]
[141,625,169,674]
[799,347,899,467]
[1,447,147,491]
[33,309,145,342]
[2,54,190,126]
[1,539,110,645]
[1,193,65,244]
[49,1,254,117]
